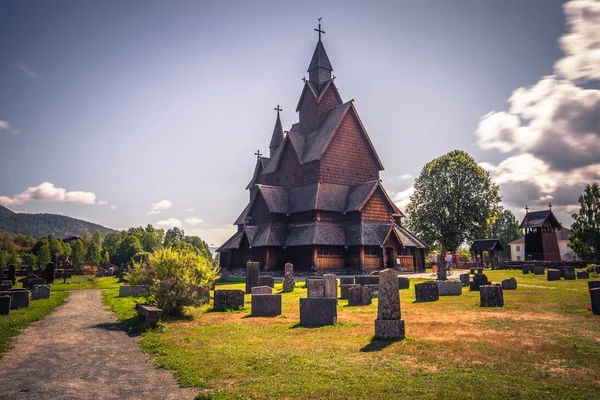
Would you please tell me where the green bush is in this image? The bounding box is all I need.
[585,264,597,273]
[131,247,219,317]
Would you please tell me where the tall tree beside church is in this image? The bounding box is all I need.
[569,183,600,260]
[164,227,185,247]
[488,209,521,259]
[406,150,501,256]
[70,239,86,270]
[38,244,51,268]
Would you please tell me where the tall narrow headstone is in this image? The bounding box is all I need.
[306,278,325,299]
[590,288,600,316]
[245,262,260,294]
[283,263,295,292]
[323,274,337,299]
[45,262,56,284]
[0,295,10,315]
[8,264,16,285]
[375,268,404,340]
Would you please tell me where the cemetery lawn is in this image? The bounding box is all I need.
[103,271,600,399]
[0,292,68,357]
[49,275,122,291]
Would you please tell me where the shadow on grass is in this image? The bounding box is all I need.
[89,317,142,337]
[360,337,402,352]
[206,306,247,313]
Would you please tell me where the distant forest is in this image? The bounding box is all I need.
[0,205,117,238]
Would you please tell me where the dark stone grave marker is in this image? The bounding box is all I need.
[375,268,404,340]
[214,289,245,310]
[547,269,561,281]
[251,294,282,317]
[258,275,275,288]
[245,262,260,294]
[415,282,439,302]
[480,284,504,307]
[299,298,337,327]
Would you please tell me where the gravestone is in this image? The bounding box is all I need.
[398,277,410,290]
[119,285,150,297]
[339,277,354,285]
[214,289,245,310]
[0,295,10,315]
[0,289,30,309]
[577,271,589,279]
[31,285,50,300]
[306,278,325,299]
[547,269,561,281]
[8,264,16,285]
[45,262,56,284]
[596,265,600,274]
[470,274,489,291]
[588,281,600,290]
[251,286,272,295]
[0,284,11,292]
[375,268,404,340]
[283,263,295,292]
[563,268,576,280]
[258,275,275,288]
[522,264,534,274]
[1,279,12,286]
[480,284,504,307]
[502,278,517,290]
[436,263,447,281]
[323,274,337,299]
[590,288,600,316]
[135,304,163,328]
[355,276,378,285]
[364,284,379,298]
[340,284,355,299]
[415,282,439,302]
[299,298,337,327]
[245,262,260,294]
[459,273,470,287]
[437,281,462,296]
[251,294,282,317]
[347,285,372,306]
[534,266,545,275]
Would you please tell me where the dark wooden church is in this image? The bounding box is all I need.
[218,24,428,272]
[519,205,562,262]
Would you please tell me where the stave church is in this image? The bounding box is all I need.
[218,23,428,273]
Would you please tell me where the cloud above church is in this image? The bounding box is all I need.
[0,182,99,206]
[148,200,172,214]
[156,218,182,228]
[475,0,600,217]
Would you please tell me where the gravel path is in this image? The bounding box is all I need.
[0,290,197,400]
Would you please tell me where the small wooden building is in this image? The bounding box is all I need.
[519,207,561,262]
[470,239,504,268]
[218,25,428,273]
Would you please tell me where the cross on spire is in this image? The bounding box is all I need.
[525,205,529,213]
[314,17,325,41]
[274,105,282,113]
[254,149,262,160]
[548,202,553,211]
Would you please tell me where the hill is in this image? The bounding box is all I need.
[0,206,118,238]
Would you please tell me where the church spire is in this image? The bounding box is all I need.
[269,105,284,158]
[307,18,333,89]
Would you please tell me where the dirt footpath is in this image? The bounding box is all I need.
[0,290,197,400]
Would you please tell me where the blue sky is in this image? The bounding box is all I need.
[1,0,599,245]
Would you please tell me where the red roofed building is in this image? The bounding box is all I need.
[218,24,427,273]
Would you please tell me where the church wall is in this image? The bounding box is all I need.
[265,142,319,188]
[361,187,394,221]
[250,193,271,224]
[299,89,319,134]
[317,85,341,126]
[319,111,381,185]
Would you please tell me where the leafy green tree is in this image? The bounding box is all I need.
[0,251,6,268]
[116,235,144,265]
[569,183,600,260]
[86,242,101,267]
[101,250,110,267]
[140,225,164,253]
[164,227,185,247]
[406,150,501,257]
[1,232,13,252]
[488,209,521,259]
[8,249,18,265]
[102,233,122,262]
[93,231,102,248]
[71,240,86,269]
[32,238,50,256]
[21,252,37,269]
[38,245,52,268]
[49,237,64,262]
[62,242,72,262]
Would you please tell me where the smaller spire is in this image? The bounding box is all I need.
[269,106,284,158]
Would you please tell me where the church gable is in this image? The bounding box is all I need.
[317,83,343,126]
[265,138,318,187]
[249,192,271,224]
[361,186,396,222]
[297,83,319,134]
[319,109,382,185]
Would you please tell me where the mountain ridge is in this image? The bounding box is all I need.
[0,205,118,238]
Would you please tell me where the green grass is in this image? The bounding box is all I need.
[48,275,122,291]
[0,291,68,357]
[104,271,600,399]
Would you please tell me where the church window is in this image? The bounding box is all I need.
[317,246,343,256]
[365,246,382,256]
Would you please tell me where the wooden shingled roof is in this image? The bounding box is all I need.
[519,210,561,229]
[469,239,504,252]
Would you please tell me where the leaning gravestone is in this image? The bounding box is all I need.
[534,266,545,275]
[502,278,517,290]
[375,268,404,340]
[258,275,275,288]
[547,269,561,281]
[251,286,272,295]
[8,264,16,285]
[45,262,56,284]
[340,284,355,299]
[437,281,462,296]
[251,294,282,317]
[323,274,337,299]
[0,295,10,315]
[590,288,600,316]
[398,277,410,290]
[31,285,51,300]
[480,284,504,307]
[306,278,325,299]
[245,262,260,294]
[415,282,439,302]
[283,263,295,292]
[214,289,245,310]
[563,268,576,280]
[299,298,337,327]
[459,273,470,287]
[576,271,589,279]
[347,285,372,306]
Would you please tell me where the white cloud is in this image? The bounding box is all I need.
[475,0,600,222]
[0,121,10,130]
[110,205,118,210]
[148,199,172,214]
[98,200,108,206]
[156,218,182,228]
[185,217,204,226]
[187,225,237,246]
[392,186,415,211]
[186,208,195,212]
[14,62,36,78]
[0,182,99,206]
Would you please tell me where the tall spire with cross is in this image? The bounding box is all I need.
[269,105,284,158]
[307,17,333,89]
